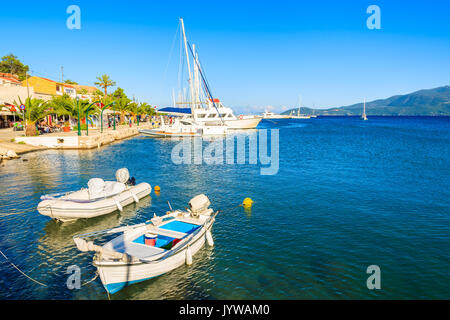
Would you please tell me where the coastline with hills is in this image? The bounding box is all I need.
[282,86,450,116]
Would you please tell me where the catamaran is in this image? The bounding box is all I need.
[73,194,217,294]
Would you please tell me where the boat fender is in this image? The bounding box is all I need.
[186,246,193,265]
[206,230,214,247]
[113,198,123,212]
[130,191,139,203]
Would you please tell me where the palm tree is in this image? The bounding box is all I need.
[47,94,73,123]
[94,74,116,98]
[115,96,132,124]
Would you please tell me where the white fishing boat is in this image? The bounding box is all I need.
[361,98,368,120]
[73,194,217,294]
[37,169,151,222]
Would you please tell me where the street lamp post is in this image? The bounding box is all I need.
[84,100,101,136]
[113,104,116,130]
[76,97,81,136]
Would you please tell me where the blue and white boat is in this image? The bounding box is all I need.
[73,194,217,294]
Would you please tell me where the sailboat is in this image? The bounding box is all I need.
[289,95,311,119]
[361,99,368,120]
[139,18,228,137]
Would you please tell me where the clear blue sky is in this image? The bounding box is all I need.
[1,0,449,113]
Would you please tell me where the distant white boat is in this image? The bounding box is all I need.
[193,99,261,129]
[289,108,311,119]
[361,99,368,120]
[73,194,217,294]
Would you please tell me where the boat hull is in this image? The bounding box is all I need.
[139,126,227,137]
[224,117,261,129]
[139,129,201,137]
[95,223,212,294]
[37,183,152,222]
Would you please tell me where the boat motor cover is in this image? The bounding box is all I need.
[189,194,211,213]
[116,168,130,184]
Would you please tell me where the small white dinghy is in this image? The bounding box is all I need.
[73,194,217,294]
[37,168,151,222]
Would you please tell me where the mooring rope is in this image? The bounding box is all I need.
[1,248,100,288]
[81,271,99,286]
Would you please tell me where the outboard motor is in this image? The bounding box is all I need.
[188,194,213,216]
[127,177,136,186]
[115,168,130,184]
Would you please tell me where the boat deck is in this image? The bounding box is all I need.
[104,219,202,260]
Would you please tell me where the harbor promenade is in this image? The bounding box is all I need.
[0,123,154,158]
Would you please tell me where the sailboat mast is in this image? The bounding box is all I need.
[180,18,197,121]
[193,44,201,109]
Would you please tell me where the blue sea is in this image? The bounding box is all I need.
[0,116,449,299]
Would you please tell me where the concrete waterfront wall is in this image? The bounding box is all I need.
[14,127,140,149]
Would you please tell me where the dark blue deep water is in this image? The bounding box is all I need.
[0,116,449,299]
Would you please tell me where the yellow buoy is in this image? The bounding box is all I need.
[154,186,161,192]
[242,197,253,208]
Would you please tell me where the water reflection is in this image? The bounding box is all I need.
[112,247,216,300]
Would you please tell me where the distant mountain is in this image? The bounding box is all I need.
[282,86,450,116]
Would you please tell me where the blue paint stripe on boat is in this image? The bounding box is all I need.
[159,220,200,234]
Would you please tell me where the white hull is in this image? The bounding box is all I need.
[139,129,201,137]
[37,183,152,222]
[139,125,227,137]
[262,115,290,119]
[224,117,261,129]
[289,115,311,119]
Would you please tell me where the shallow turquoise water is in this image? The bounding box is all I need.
[0,116,449,299]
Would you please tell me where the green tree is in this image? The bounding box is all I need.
[46,95,75,123]
[111,87,131,123]
[64,79,78,85]
[94,74,116,97]
[0,54,29,80]
[139,102,155,116]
